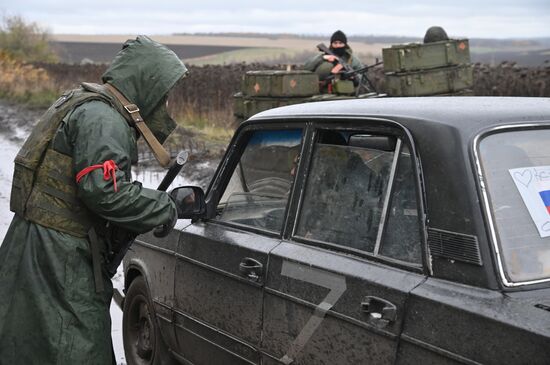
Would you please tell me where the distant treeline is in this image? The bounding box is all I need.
[172,32,550,47]
[172,32,421,44]
[31,61,550,129]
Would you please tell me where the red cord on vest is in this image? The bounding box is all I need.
[76,160,119,192]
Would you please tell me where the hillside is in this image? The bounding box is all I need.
[47,33,550,66]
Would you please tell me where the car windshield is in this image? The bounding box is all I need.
[479,128,550,284]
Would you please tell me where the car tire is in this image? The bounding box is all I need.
[123,276,175,365]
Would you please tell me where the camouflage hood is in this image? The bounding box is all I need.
[102,35,188,143]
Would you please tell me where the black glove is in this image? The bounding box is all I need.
[153,214,177,238]
[153,187,199,237]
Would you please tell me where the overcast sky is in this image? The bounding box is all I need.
[1,0,549,39]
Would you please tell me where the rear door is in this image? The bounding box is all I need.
[172,126,304,364]
[261,123,428,364]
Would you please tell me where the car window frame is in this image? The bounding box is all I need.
[203,122,307,239]
[283,117,429,274]
[473,121,550,289]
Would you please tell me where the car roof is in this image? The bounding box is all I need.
[248,97,550,137]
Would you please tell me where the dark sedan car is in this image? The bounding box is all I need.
[121,97,550,365]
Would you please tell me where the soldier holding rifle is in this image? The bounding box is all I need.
[304,30,365,93]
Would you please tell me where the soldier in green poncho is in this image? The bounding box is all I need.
[0,36,188,364]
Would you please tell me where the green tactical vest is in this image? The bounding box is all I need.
[10,83,129,237]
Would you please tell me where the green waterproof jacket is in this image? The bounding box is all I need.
[303,47,364,81]
[0,36,187,364]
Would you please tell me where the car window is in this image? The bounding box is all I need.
[295,130,422,264]
[479,128,550,284]
[378,145,422,263]
[216,129,302,233]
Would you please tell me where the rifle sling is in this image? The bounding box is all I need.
[104,83,171,168]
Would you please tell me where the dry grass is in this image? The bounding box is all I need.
[175,106,234,142]
[0,51,57,106]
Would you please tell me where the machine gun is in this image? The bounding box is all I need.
[104,150,189,277]
[324,60,383,95]
[344,61,383,95]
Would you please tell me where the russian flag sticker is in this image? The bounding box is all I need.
[538,179,550,214]
[510,166,550,238]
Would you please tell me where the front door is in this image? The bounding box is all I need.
[172,127,303,364]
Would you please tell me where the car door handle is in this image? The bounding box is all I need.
[361,296,397,326]
[239,257,263,281]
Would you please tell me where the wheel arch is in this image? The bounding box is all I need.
[124,259,151,293]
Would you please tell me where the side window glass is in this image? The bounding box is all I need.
[379,145,422,264]
[216,129,302,233]
[295,132,394,252]
[295,131,422,265]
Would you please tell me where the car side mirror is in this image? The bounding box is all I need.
[170,186,206,219]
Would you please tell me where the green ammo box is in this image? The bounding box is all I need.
[439,89,475,96]
[332,80,355,95]
[383,39,470,73]
[243,70,319,97]
[233,93,310,119]
[385,65,473,97]
[244,97,310,117]
[233,92,245,118]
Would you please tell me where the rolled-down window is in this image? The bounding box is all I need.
[216,129,302,233]
[479,128,550,284]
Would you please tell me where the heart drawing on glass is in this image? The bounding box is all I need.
[514,169,533,188]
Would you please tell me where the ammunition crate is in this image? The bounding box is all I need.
[439,89,475,96]
[383,39,470,73]
[332,80,355,95]
[385,65,473,97]
[243,70,319,97]
[233,92,245,118]
[233,93,311,119]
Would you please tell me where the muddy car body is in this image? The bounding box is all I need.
[122,97,550,364]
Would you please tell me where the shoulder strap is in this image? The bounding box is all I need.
[103,83,171,168]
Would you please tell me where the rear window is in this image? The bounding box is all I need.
[479,128,550,284]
